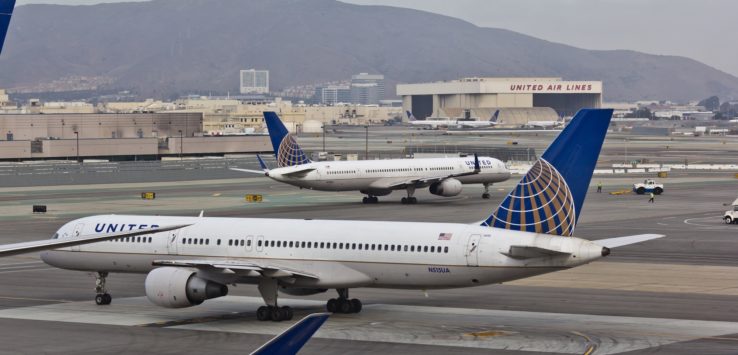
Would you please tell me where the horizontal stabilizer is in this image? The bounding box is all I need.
[594,234,665,248]
[502,245,570,259]
[282,167,316,177]
[230,167,268,174]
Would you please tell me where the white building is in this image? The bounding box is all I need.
[240,69,269,94]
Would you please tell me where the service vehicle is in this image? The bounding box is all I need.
[723,197,738,224]
[633,179,664,195]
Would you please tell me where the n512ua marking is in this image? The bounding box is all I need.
[0,109,663,323]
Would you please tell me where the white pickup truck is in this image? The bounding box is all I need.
[633,179,664,195]
[724,198,738,224]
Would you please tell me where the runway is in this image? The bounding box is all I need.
[0,174,737,353]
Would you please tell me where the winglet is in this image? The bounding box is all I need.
[256,154,269,172]
[250,313,329,355]
[0,0,15,55]
[198,210,204,218]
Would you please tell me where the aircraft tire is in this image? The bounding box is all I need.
[362,197,368,204]
[401,197,407,204]
[339,299,352,313]
[326,298,338,313]
[257,306,271,321]
[270,306,286,322]
[282,306,294,320]
[482,193,490,199]
[95,294,104,305]
[371,196,378,203]
[350,299,362,313]
[103,293,112,305]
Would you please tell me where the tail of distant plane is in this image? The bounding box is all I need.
[263,111,312,168]
[251,313,329,355]
[481,108,613,236]
[490,110,500,123]
[0,0,15,55]
[406,110,417,121]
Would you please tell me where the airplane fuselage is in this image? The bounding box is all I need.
[41,215,605,290]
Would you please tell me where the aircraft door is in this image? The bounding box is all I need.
[71,223,84,251]
[465,234,481,266]
[167,230,180,255]
[256,235,264,252]
[246,235,254,252]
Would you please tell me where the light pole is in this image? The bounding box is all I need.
[178,129,183,160]
[364,125,368,160]
[322,124,326,152]
[74,131,80,163]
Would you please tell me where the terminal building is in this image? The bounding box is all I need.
[397,77,602,125]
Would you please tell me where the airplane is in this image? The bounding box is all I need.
[230,112,510,203]
[406,110,500,129]
[523,117,564,129]
[0,0,15,54]
[17,108,663,324]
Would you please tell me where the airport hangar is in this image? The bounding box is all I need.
[397,77,602,125]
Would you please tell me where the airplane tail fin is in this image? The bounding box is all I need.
[250,313,329,355]
[263,111,312,168]
[406,110,416,121]
[0,0,15,55]
[490,109,500,123]
[480,108,613,236]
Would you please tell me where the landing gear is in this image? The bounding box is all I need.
[362,196,379,204]
[256,278,293,321]
[326,288,362,314]
[482,183,491,199]
[401,186,418,204]
[94,272,111,305]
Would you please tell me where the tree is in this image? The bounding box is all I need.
[698,96,720,111]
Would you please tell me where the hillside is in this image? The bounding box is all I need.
[1,0,737,102]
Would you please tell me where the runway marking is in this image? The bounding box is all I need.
[684,215,727,228]
[0,267,56,274]
[0,295,73,303]
[0,296,737,354]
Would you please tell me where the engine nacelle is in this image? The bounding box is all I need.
[279,287,328,296]
[429,178,463,197]
[145,267,228,308]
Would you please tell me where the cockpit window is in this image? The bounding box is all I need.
[52,233,59,240]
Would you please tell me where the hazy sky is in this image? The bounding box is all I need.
[15,0,738,77]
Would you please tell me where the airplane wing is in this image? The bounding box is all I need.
[281,167,316,178]
[377,154,482,190]
[152,259,320,279]
[230,168,267,174]
[251,313,330,355]
[0,224,190,257]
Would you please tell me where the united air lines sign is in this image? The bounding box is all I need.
[507,82,598,93]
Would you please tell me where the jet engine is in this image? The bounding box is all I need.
[429,179,463,197]
[279,286,328,296]
[144,267,228,308]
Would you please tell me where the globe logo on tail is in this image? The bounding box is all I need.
[277,134,310,168]
[483,159,576,236]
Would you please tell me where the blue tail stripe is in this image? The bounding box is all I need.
[0,0,15,55]
[482,108,613,236]
[252,313,329,355]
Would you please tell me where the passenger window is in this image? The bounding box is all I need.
[302,241,306,248]
[410,246,415,252]
[258,240,263,247]
[217,239,221,246]
[308,242,312,248]
[358,244,363,250]
[391,245,395,251]
[384,245,388,251]
[352,243,356,250]
[339,243,344,249]
[247,240,251,247]
[277,241,281,247]
[148,237,152,243]
[228,240,233,246]
[320,242,325,248]
[333,242,337,249]
[430,246,435,252]
[240,240,244,246]
[444,246,449,253]
[404,245,408,252]
[206,239,209,245]
[289,241,294,248]
[437,246,442,253]
[424,246,428,252]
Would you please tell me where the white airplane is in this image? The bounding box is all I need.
[231,112,510,204]
[523,118,564,129]
[406,110,500,129]
[0,108,660,324]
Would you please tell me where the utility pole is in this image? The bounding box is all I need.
[178,129,183,160]
[322,124,326,152]
[74,131,80,163]
[364,125,368,160]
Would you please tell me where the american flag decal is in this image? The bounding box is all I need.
[438,233,452,240]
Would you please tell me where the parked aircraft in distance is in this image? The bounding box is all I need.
[406,110,500,129]
[0,0,15,55]
[17,108,662,323]
[523,118,564,129]
[231,112,510,203]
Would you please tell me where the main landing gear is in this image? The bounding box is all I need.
[94,272,112,305]
[362,195,379,204]
[482,183,491,199]
[401,186,418,204]
[326,288,362,314]
[256,278,294,321]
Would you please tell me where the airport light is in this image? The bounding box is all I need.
[73,131,80,163]
[178,129,183,160]
[364,125,368,160]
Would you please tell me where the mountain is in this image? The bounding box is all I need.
[1,0,737,102]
